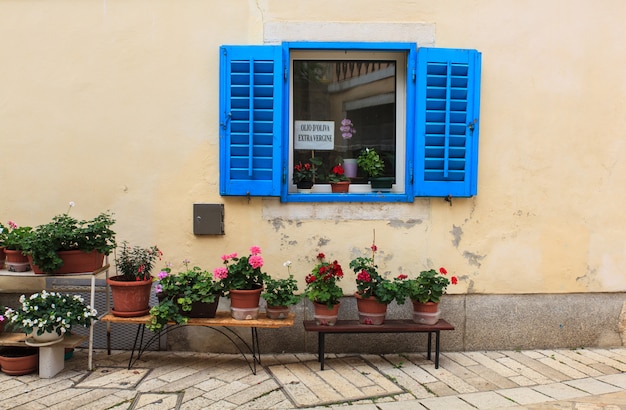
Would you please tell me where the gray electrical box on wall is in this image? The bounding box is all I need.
[193,204,224,235]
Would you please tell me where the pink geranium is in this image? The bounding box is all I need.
[215,246,267,291]
[249,255,263,269]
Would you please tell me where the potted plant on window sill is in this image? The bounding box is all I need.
[214,246,269,320]
[19,203,116,274]
[328,164,351,193]
[293,158,321,192]
[262,261,300,319]
[357,148,393,191]
[107,241,162,317]
[340,118,358,178]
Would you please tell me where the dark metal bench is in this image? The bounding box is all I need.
[303,319,455,369]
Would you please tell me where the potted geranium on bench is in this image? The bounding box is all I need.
[214,246,269,320]
[107,241,161,317]
[397,267,458,324]
[349,242,399,325]
[148,261,223,331]
[304,253,345,326]
[262,261,300,319]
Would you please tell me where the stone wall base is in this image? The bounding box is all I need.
[167,293,626,354]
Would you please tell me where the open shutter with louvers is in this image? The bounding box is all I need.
[219,45,283,196]
[414,48,481,197]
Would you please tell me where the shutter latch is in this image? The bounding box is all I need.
[220,112,232,130]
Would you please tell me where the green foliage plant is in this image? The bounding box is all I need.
[1,221,32,251]
[262,262,300,307]
[115,241,162,281]
[357,148,385,178]
[396,267,457,304]
[350,243,398,305]
[147,262,223,332]
[21,203,116,273]
[304,253,344,309]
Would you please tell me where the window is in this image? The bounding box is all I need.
[219,42,481,202]
[290,51,405,195]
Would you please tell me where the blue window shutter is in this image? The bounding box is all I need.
[414,48,482,197]
[219,45,283,196]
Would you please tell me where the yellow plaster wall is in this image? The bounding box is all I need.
[1,0,625,295]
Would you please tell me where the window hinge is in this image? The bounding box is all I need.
[412,69,416,82]
[220,112,231,130]
[284,66,288,81]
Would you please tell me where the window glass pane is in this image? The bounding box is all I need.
[292,58,397,186]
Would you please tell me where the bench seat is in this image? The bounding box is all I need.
[303,319,454,369]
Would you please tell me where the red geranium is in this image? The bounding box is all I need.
[329,163,350,182]
[303,253,344,308]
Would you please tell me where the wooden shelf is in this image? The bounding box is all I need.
[0,332,87,348]
[0,265,109,278]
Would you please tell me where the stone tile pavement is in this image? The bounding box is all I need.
[0,347,625,409]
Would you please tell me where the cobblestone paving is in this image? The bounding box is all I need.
[0,348,624,409]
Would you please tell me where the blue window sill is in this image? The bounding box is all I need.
[283,193,413,203]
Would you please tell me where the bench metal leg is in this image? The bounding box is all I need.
[318,333,325,370]
[435,330,441,369]
[427,331,432,360]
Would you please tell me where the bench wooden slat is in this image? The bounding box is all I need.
[303,319,454,333]
[303,318,454,370]
[100,311,294,329]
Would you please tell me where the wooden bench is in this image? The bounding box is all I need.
[303,319,454,370]
[100,311,294,374]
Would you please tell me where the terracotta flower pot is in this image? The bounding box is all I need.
[355,293,388,325]
[266,305,290,320]
[313,301,340,326]
[0,246,5,270]
[0,348,39,375]
[411,301,441,325]
[30,250,105,274]
[330,181,350,193]
[5,249,31,272]
[107,275,153,317]
[229,287,262,320]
